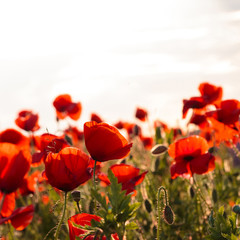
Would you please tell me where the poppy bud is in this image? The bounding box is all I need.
[189,186,195,199]
[144,199,152,213]
[71,190,81,203]
[163,205,175,225]
[212,189,218,204]
[232,205,240,214]
[151,144,167,156]
[64,134,73,146]
[133,124,141,136]
[89,199,95,214]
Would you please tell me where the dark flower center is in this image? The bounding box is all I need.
[184,155,194,161]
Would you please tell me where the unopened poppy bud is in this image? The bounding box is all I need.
[163,205,175,225]
[65,134,73,146]
[71,190,81,203]
[212,189,218,204]
[232,205,240,214]
[133,124,141,136]
[151,144,167,156]
[144,199,152,213]
[89,199,95,214]
[189,186,195,198]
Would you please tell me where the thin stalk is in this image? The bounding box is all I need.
[157,186,168,240]
[76,201,82,213]
[54,191,68,240]
[93,159,97,190]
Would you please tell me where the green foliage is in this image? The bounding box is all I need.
[78,170,141,240]
[207,206,240,240]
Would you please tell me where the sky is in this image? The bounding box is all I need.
[0,0,240,134]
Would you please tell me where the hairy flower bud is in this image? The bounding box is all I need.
[144,199,152,213]
[163,205,175,225]
[71,190,81,203]
[151,144,167,156]
[233,205,240,214]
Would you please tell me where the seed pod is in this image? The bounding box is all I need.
[151,144,168,156]
[212,189,218,204]
[144,199,152,213]
[163,205,175,225]
[232,205,240,214]
[71,190,81,203]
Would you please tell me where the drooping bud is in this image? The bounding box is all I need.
[133,124,141,136]
[144,199,152,213]
[151,144,167,156]
[189,186,195,199]
[71,190,81,203]
[163,205,175,225]
[212,189,218,204]
[232,205,240,214]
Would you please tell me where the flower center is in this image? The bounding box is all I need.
[184,155,194,161]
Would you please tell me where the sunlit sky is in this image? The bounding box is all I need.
[1,0,240,134]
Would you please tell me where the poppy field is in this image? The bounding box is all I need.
[1,82,240,239]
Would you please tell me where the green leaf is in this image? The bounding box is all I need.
[125,222,138,230]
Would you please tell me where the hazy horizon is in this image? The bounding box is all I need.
[1,1,240,134]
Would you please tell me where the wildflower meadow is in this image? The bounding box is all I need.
[1,82,240,240]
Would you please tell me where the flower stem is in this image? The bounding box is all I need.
[157,186,168,240]
[93,159,97,190]
[54,191,67,240]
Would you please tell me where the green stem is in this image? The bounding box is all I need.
[54,192,67,240]
[93,159,97,190]
[76,201,81,213]
[157,186,168,240]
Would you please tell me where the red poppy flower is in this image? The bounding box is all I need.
[53,94,82,120]
[32,133,70,165]
[135,107,148,121]
[44,147,92,192]
[188,113,209,129]
[0,143,31,193]
[198,82,222,105]
[84,121,132,162]
[68,213,119,240]
[114,121,125,130]
[182,82,223,119]
[15,110,40,132]
[0,192,15,217]
[0,204,34,231]
[98,164,148,196]
[182,97,206,119]
[0,128,29,149]
[140,136,154,150]
[168,135,215,179]
[91,113,103,123]
[206,99,240,128]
